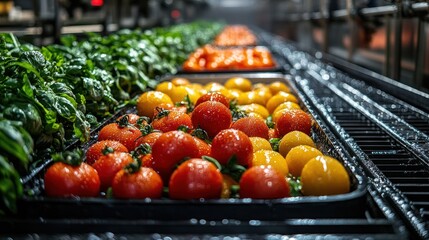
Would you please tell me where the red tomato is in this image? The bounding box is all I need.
[85,140,128,165]
[134,132,162,149]
[194,137,211,157]
[152,109,193,133]
[112,167,163,199]
[210,129,253,166]
[195,92,230,108]
[116,113,147,127]
[239,165,290,199]
[169,158,223,199]
[151,131,200,182]
[98,123,142,151]
[44,162,100,197]
[275,109,312,137]
[191,101,232,138]
[92,152,134,190]
[268,128,279,139]
[231,116,269,139]
[152,104,187,119]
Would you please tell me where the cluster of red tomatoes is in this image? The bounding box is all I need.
[44,77,350,200]
[214,25,258,46]
[182,45,276,71]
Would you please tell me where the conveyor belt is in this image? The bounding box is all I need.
[286,55,429,239]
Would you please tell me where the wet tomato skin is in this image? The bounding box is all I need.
[92,152,134,190]
[98,123,142,151]
[231,116,269,139]
[191,101,232,138]
[134,132,163,150]
[112,167,163,199]
[275,109,312,137]
[239,165,290,199]
[210,129,253,166]
[44,162,100,198]
[152,110,193,133]
[195,92,230,108]
[85,140,128,165]
[151,131,200,182]
[169,158,223,199]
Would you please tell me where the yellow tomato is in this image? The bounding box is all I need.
[204,82,225,92]
[254,87,273,105]
[171,77,190,86]
[266,92,298,113]
[301,155,350,196]
[272,105,302,123]
[273,101,301,113]
[237,91,266,105]
[249,137,273,152]
[286,145,323,177]
[278,131,315,157]
[221,174,238,198]
[228,89,242,100]
[155,81,175,97]
[238,104,270,119]
[169,85,189,103]
[136,91,173,118]
[224,77,253,92]
[251,150,289,176]
[184,87,201,104]
[269,81,291,94]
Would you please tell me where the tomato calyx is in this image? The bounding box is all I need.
[269,138,280,152]
[175,94,194,113]
[202,156,222,170]
[287,175,302,197]
[52,149,84,166]
[266,115,275,129]
[101,146,115,156]
[154,107,170,120]
[139,124,157,136]
[222,155,247,182]
[202,155,246,183]
[132,143,152,156]
[136,116,151,128]
[191,128,210,143]
[116,114,134,128]
[229,99,247,121]
[127,143,151,174]
[177,125,190,133]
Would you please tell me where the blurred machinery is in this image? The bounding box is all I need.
[0,0,428,92]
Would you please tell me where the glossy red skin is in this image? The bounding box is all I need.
[98,123,142,151]
[140,154,153,168]
[169,158,223,199]
[275,109,312,137]
[191,101,232,138]
[239,166,290,199]
[195,92,230,108]
[194,137,211,157]
[116,113,144,126]
[112,167,163,199]
[151,131,200,182]
[92,152,134,190]
[85,140,128,165]
[134,132,163,149]
[152,110,193,133]
[44,162,100,198]
[231,116,269,139]
[268,128,279,139]
[210,129,253,166]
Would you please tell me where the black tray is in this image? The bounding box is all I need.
[8,73,368,224]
